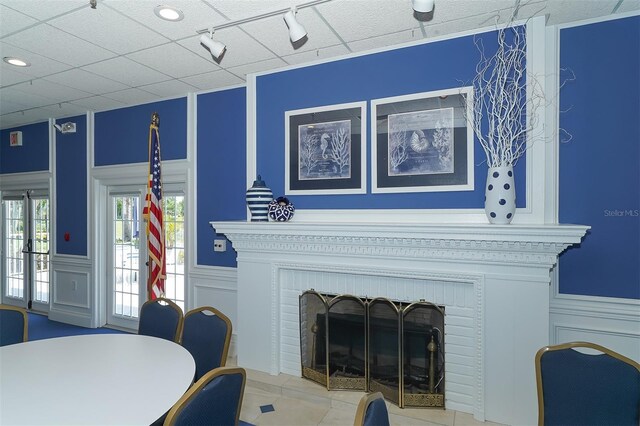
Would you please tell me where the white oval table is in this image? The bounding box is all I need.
[0,334,195,426]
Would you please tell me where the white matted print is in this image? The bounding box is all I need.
[372,87,474,193]
[286,102,367,195]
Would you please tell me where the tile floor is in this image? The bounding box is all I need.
[233,362,504,426]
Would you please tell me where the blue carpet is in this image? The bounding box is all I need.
[28,313,128,340]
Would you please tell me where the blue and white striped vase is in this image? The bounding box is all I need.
[246,175,273,222]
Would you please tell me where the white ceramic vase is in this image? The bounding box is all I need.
[484,166,515,224]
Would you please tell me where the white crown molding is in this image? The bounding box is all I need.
[212,221,589,267]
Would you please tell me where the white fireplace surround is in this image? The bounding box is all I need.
[211,221,588,425]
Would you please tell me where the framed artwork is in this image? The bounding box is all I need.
[285,101,367,195]
[371,87,474,193]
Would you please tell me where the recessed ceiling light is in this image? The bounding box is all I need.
[3,57,31,67]
[154,5,184,21]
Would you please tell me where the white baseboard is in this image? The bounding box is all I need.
[48,307,94,328]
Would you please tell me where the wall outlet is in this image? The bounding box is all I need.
[214,239,227,252]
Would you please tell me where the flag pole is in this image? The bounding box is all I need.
[146,112,160,301]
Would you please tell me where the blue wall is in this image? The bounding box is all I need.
[559,16,640,300]
[197,88,247,267]
[255,30,526,210]
[0,122,49,174]
[94,98,187,166]
[56,115,88,256]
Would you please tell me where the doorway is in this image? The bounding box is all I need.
[1,190,50,312]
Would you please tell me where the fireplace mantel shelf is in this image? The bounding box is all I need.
[211,221,589,267]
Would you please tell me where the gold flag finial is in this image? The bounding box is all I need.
[151,112,160,127]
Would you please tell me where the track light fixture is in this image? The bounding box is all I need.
[412,0,435,13]
[199,30,226,60]
[196,0,331,61]
[283,7,307,43]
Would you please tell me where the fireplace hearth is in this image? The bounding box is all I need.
[299,290,445,408]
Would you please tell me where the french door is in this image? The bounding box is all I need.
[107,188,144,329]
[105,186,185,329]
[1,191,50,312]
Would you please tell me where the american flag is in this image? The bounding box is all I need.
[143,121,165,300]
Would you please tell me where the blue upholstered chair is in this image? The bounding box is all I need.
[353,392,390,426]
[0,304,28,346]
[535,341,640,426]
[163,367,246,426]
[138,298,183,343]
[181,306,232,382]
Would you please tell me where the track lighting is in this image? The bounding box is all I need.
[283,7,307,43]
[412,0,435,13]
[199,31,226,60]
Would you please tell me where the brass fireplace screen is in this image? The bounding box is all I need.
[299,290,445,408]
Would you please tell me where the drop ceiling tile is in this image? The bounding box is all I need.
[103,88,160,105]
[2,24,116,67]
[315,0,424,43]
[139,79,197,98]
[0,66,33,87]
[82,57,171,87]
[240,7,344,56]
[127,43,217,79]
[69,95,126,112]
[281,43,350,65]
[104,0,227,39]
[43,69,129,95]
[347,28,424,53]
[226,57,288,78]
[10,79,93,104]
[179,27,277,68]
[0,4,38,37]
[546,0,620,25]
[617,0,640,13]
[0,42,72,78]
[1,87,59,108]
[0,107,51,128]
[44,102,88,119]
[0,98,28,115]
[207,0,299,20]
[181,69,245,90]
[0,0,87,21]
[48,5,169,55]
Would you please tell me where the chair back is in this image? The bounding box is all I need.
[138,298,183,343]
[354,392,390,426]
[0,305,28,346]
[181,306,232,381]
[535,341,640,426]
[164,367,246,426]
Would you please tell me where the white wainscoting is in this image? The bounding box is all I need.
[189,265,238,357]
[550,272,640,362]
[49,255,93,327]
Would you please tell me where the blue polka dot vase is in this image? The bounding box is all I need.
[485,166,515,224]
[246,175,273,222]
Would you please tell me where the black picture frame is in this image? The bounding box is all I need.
[371,87,474,193]
[285,102,367,195]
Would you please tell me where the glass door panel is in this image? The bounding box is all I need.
[108,193,142,329]
[2,192,49,311]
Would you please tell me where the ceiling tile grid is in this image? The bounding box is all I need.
[0,0,638,129]
[47,4,170,55]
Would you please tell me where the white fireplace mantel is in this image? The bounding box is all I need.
[211,221,589,425]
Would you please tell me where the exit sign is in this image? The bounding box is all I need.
[10,131,22,147]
